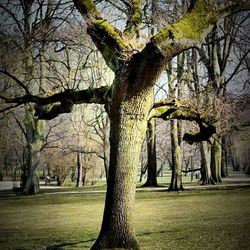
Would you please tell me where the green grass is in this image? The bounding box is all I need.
[0,188,250,250]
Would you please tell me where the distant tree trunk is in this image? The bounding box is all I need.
[142,118,158,187]
[76,151,83,187]
[57,177,62,186]
[228,141,237,171]
[200,141,215,185]
[139,162,147,182]
[168,52,185,191]
[0,171,3,181]
[23,112,44,194]
[168,119,183,191]
[210,136,222,183]
[81,167,87,186]
[221,137,228,177]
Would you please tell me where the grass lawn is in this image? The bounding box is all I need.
[0,188,250,250]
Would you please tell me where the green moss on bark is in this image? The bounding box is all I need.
[75,0,99,16]
[131,0,142,24]
[152,0,220,53]
[93,19,126,50]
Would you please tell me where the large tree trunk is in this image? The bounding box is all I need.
[168,119,183,191]
[92,116,147,249]
[91,76,154,249]
[142,118,158,187]
[200,141,215,185]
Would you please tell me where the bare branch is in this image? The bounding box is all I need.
[0,103,23,113]
[223,48,250,86]
[218,121,250,137]
[0,69,31,95]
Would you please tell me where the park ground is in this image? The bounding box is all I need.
[0,175,250,250]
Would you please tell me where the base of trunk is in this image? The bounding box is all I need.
[168,185,184,192]
[201,177,216,185]
[141,179,158,187]
[23,183,39,195]
[23,175,40,195]
[168,175,184,191]
[91,233,140,250]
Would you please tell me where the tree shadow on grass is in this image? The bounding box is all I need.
[46,238,96,249]
[137,230,168,237]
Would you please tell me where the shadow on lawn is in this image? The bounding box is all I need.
[138,230,168,236]
[46,238,96,249]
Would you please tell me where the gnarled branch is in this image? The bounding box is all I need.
[149,99,217,143]
[0,85,111,119]
[73,0,128,71]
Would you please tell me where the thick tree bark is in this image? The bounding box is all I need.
[103,149,109,180]
[21,1,47,194]
[142,118,158,187]
[91,73,154,249]
[167,52,184,191]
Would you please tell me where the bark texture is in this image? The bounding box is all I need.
[91,78,154,250]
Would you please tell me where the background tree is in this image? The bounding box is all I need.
[0,0,68,194]
[198,12,250,183]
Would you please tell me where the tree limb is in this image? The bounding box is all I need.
[0,85,111,119]
[149,99,217,144]
[150,0,250,59]
[123,0,142,39]
[73,0,128,71]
